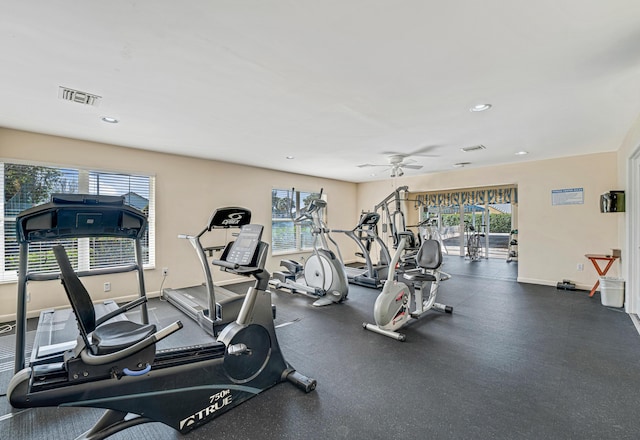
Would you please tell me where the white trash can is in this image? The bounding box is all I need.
[599,276,625,308]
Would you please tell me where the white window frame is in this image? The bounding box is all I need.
[1,161,155,282]
[271,188,323,255]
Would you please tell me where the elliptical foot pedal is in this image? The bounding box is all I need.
[312,297,334,307]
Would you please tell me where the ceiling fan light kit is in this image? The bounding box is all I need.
[357,149,432,177]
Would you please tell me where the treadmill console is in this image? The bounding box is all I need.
[226,224,263,266]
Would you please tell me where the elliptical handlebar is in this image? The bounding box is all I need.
[385,233,409,287]
[294,212,313,223]
[293,197,325,223]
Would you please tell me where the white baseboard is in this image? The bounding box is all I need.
[630,314,640,336]
[517,277,556,286]
[517,277,591,291]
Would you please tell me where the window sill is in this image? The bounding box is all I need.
[271,249,313,257]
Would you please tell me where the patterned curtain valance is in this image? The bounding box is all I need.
[414,185,517,207]
[487,187,518,204]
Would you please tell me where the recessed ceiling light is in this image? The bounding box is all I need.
[286,156,295,160]
[470,104,492,112]
[515,151,529,155]
[101,116,119,123]
[370,173,377,177]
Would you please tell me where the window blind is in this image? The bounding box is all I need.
[1,162,155,281]
[271,188,321,254]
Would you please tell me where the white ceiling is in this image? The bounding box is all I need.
[2,1,640,182]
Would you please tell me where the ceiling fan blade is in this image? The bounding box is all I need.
[381,151,409,158]
[402,164,423,170]
[408,145,440,157]
[358,163,391,168]
[382,145,440,158]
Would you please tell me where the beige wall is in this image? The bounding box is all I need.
[0,126,627,321]
[0,128,358,321]
[357,153,620,289]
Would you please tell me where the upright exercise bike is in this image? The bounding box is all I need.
[8,196,316,439]
[465,220,485,261]
[270,197,349,306]
[363,232,453,341]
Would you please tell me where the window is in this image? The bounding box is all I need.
[1,162,155,282]
[271,188,322,254]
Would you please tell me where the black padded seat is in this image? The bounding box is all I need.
[53,245,156,357]
[401,239,442,283]
[415,240,442,269]
[402,272,437,282]
[92,321,157,355]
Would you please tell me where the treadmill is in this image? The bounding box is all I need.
[335,212,391,288]
[14,194,150,373]
[162,207,250,336]
[30,301,122,367]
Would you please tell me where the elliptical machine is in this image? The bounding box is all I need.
[363,232,453,341]
[270,196,349,306]
[334,212,391,288]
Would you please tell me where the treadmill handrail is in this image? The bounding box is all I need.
[26,263,140,282]
[95,297,148,327]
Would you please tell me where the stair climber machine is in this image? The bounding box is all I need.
[333,212,392,288]
[162,207,253,336]
[364,232,453,341]
[8,195,316,439]
[270,194,349,306]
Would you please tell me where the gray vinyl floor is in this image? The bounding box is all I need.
[1,256,639,440]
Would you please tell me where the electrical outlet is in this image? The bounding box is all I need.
[104,282,111,292]
[577,263,584,271]
[162,267,169,277]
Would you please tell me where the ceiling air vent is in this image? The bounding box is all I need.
[58,86,101,106]
[461,145,486,152]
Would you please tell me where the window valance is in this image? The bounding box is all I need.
[413,185,517,207]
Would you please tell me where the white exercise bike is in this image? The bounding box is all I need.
[363,232,452,341]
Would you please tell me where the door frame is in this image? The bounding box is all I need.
[626,146,640,314]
